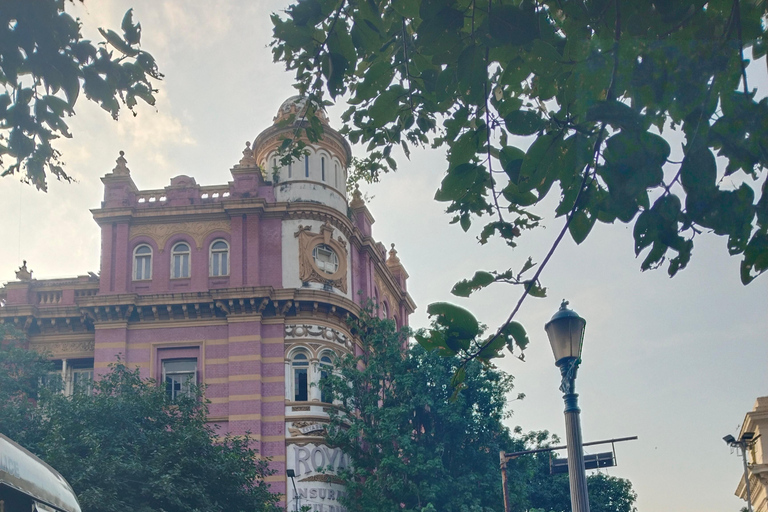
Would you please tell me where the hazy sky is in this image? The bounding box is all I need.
[0,2,765,511]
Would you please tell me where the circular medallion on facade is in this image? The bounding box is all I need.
[312,244,339,275]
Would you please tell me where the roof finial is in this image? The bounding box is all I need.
[350,183,364,208]
[15,260,32,281]
[387,243,401,266]
[111,150,130,175]
[238,141,257,167]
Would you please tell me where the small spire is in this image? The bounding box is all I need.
[350,184,364,208]
[387,244,401,266]
[239,141,257,167]
[111,150,130,175]
[15,260,32,281]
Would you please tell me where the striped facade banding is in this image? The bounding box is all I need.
[0,96,415,511]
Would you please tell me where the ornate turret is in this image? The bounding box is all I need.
[252,96,352,214]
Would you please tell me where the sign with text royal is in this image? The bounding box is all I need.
[287,443,351,512]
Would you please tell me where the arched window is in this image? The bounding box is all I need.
[209,240,229,276]
[305,155,310,177]
[382,301,389,319]
[133,244,152,281]
[319,353,333,403]
[171,242,191,278]
[293,352,309,402]
[321,157,326,181]
[335,163,339,188]
[288,160,292,178]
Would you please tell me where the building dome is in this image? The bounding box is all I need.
[252,96,352,214]
[273,95,330,126]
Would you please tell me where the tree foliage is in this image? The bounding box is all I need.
[0,337,280,512]
[322,309,636,512]
[0,1,162,189]
[271,0,768,366]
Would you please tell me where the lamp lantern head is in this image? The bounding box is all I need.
[545,300,587,366]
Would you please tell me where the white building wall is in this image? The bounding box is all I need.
[267,147,348,214]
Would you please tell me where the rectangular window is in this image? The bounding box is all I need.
[173,253,189,278]
[320,368,331,403]
[72,368,94,395]
[211,252,228,276]
[40,371,62,393]
[294,368,308,401]
[164,359,197,400]
[135,255,151,280]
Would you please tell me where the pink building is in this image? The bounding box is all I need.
[0,97,415,511]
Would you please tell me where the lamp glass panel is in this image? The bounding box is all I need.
[546,316,586,362]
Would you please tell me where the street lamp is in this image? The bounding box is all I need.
[724,432,757,512]
[545,300,590,512]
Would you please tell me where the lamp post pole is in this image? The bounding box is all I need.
[724,433,756,512]
[559,357,590,512]
[286,469,300,512]
[545,300,590,512]
[740,442,754,512]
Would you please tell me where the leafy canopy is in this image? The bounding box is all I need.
[272,0,768,365]
[0,1,162,190]
[0,335,280,512]
[321,309,637,512]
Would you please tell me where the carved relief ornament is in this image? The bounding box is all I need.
[295,222,348,293]
[285,324,352,350]
[129,220,231,251]
[30,339,95,358]
[288,421,327,437]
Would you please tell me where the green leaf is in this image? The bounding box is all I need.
[504,110,546,136]
[523,280,547,298]
[477,334,507,360]
[499,321,530,352]
[568,210,596,245]
[98,28,138,57]
[392,0,420,18]
[486,5,538,46]
[435,163,483,202]
[367,87,401,127]
[680,145,717,194]
[527,39,561,78]
[121,9,141,46]
[499,145,525,183]
[415,8,464,52]
[324,52,349,98]
[451,271,495,297]
[354,60,394,101]
[586,101,643,132]
[502,182,539,207]
[289,0,323,26]
[427,302,481,341]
